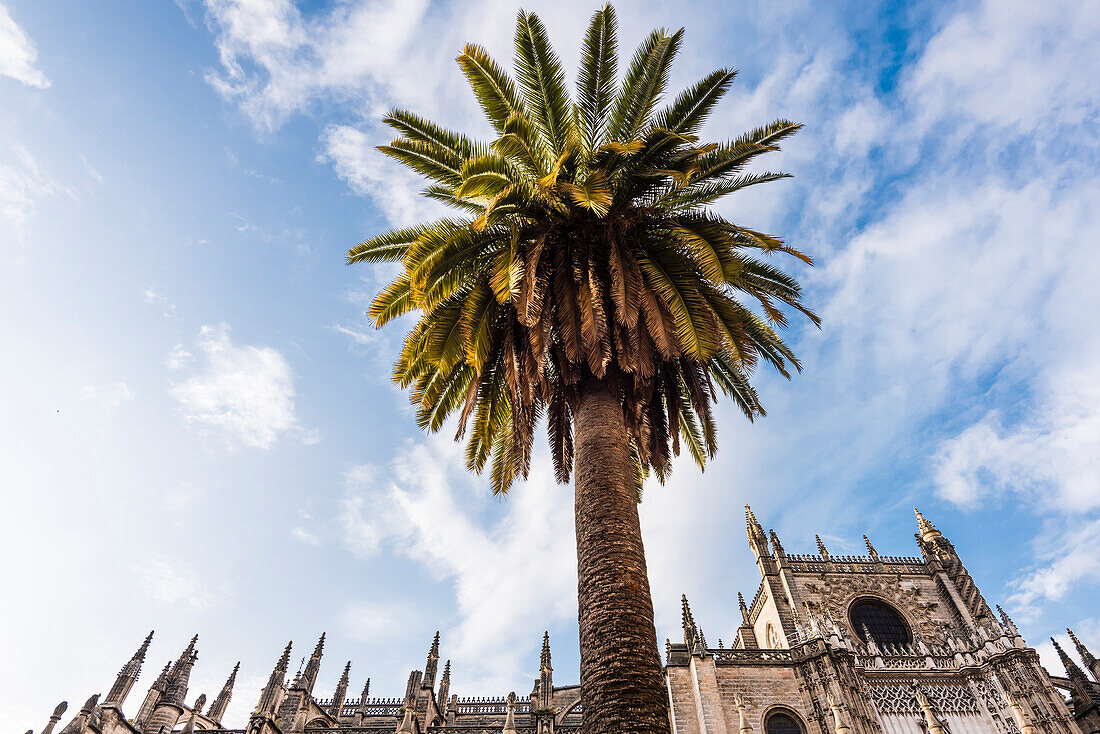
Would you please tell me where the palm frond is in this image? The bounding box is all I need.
[577,4,618,154]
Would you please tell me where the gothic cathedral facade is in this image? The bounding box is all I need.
[31,509,1100,734]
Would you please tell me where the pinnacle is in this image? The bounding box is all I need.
[864,535,878,557]
[312,632,326,657]
[340,661,352,683]
[914,508,939,536]
[430,630,441,655]
[540,631,552,669]
[681,595,694,626]
[816,534,829,556]
[135,630,154,660]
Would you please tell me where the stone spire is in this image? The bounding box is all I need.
[1052,637,1100,703]
[746,505,770,559]
[911,682,945,734]
[914,508,940,539]
[437,661,451,712]
[864,535,879,561]
[538,632,553,709]
[104,630,154,708]
[328,661,352,718]
[133,661,171,729]
[768,529,785,557]
[146,637,198,734]
[299,633,325,695]
[164,635,199,705]
[1068,629,1099,678]
[40,701,67,734]
[502,692,518,734]
[424,631,441,689]
[59,695,99,734]
[207,662,239,724]
[682,594,706,654]
[355,679,371,724]
[255,641,292,718]
[815,535,830,559]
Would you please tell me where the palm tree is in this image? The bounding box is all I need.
[348,6,816,733]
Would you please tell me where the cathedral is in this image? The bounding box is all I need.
[32,509,1100,734]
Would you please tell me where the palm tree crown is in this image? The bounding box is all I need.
[349,4,817,495]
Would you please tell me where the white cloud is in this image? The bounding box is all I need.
[202,0,431,132]
[906,0,1099,139]
[168,323,316,449]
[144,287,183,322]
[165,482,206,516]
[933,369,1100,513]
[0,144,75,241]
[1034,619,1100,676]
[340,600,418,643]
[133,557,224,610]
[318,124,445,226]
[336,436,575,689]
[1008,517,1100,619]
[80,382,134,407]
[0,3,49,88]
[291,525,322,546]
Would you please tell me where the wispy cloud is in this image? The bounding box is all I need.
[133,557,224,610]
[0,143,75,242]
[144,287,184,322]
[340,600,420,643]
[80,382,134,407]
[335,436,575,689]
[202,0,431,132]
[168,323,318,449]
[0,3,50,89]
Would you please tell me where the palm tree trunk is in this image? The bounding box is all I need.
[573,376,670,734]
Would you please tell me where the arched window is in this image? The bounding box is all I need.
[765,710,804,734]
[850,598,910,646]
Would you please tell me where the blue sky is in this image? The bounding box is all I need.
[2,0,1098,730]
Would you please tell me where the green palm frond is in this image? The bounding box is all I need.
[577,4,618,154]
[350,7,814,494]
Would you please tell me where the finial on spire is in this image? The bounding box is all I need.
[864,535,879,560]
[424,631,441,688]
[681,595,706,653]
[361,678,371,699]
[738,592,751,625]
[299,633,326,694]
[816,535,829,558]
[541,631,552,670]
[769,529,785,555]
[1067,629,1097,668]
[914,508,940,537]
[207,662,239,722]
[328,661,352,718]
[1052,636,1086,678]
